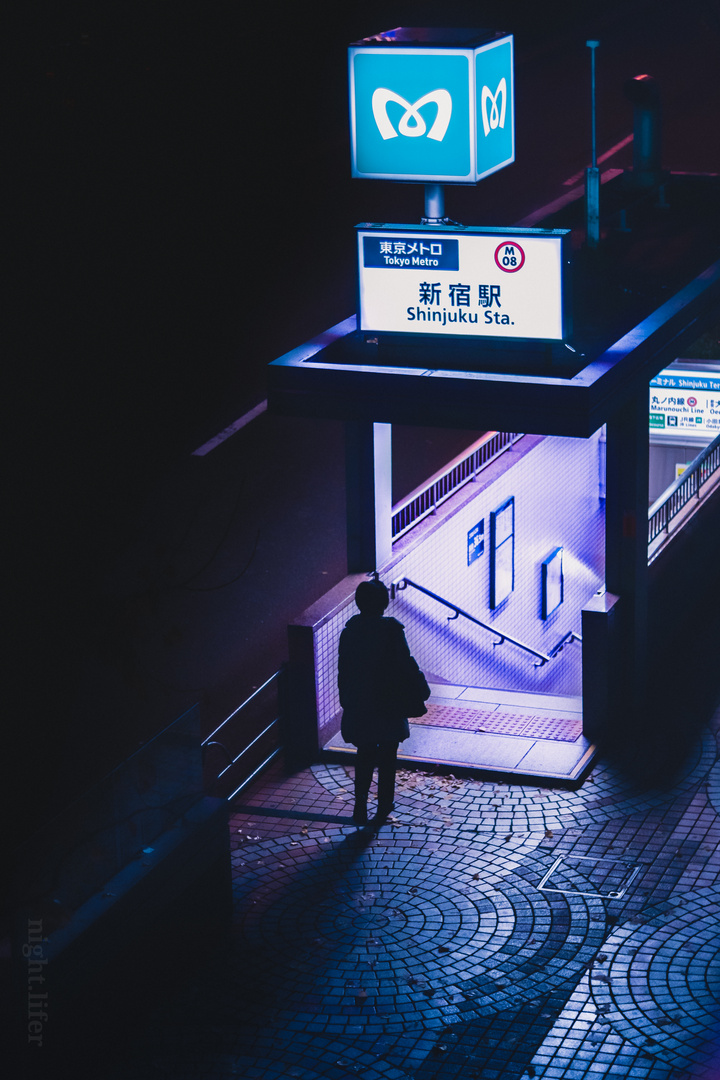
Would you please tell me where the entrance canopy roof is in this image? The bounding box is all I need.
[269,257,720,437]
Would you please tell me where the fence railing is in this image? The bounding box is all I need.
[392,431,522,540]
[202,670,283,801]
[648,432,720,547]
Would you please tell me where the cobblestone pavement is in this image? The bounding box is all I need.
[106,707,720,1079]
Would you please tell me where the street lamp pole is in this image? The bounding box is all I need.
[585,40,600,248]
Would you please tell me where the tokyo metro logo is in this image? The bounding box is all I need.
[480,78,507,137]
[349,38,513,181]
[371,88,453,142]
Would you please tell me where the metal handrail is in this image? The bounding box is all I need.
[648,431,720,545]
[392,431,522,540]
[548,630,583,658]
[392,577,551,667]
[202,670,283,799]
[214,720,279,780]
[202,669,281,745]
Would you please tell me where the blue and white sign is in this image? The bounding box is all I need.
[649,369,720,439]
[475,39,514,181]
[467,519,485,565]
[349,33,514,183]
[357,225,569,342]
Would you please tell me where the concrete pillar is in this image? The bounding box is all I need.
[604,391,649,726]
[582,588,620,742]
[345,421,392,573]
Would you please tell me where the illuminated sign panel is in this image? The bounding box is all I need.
[357,225,569,342]
[649,369,720,439]
[475,40,514,181]
[349,34,514,183]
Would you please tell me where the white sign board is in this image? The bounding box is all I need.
[649,369,720,440]
[357,225,568,342]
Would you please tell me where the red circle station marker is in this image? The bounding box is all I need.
[494,240,525,273]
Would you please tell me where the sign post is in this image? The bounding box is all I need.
[423,183,446,224]
[585,40,600,248]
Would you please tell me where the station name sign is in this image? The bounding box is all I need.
[649,369,720,439]
[349,29,514,183]
[357,224,570,342]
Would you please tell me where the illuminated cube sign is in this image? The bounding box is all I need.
[349,28,514,183]
[357,224,570,342]
[649,369,720,439]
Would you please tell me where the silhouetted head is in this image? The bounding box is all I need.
[355,579,389,616]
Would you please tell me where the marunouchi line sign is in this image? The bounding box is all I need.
[649,369,720,439]
[357,224,571,342]
[349,28,514,183]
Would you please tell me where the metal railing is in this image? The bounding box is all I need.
[392,431,522,540]
[202,670,283,801]
[648,432,720,547]
[548,629,583,659]
[392,577,552,667]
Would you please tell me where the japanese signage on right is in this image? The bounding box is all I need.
[649,369,720,439]
[357,224,570,342]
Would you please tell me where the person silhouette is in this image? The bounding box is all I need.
[338,579,429,825]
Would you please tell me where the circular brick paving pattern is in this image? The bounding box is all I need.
[313,727,716,831]
[590,886,720,1071]
[231,827,606,1033]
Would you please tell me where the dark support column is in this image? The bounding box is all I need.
[582,589,620,742]
[345,421,392,573]
[604,391,649,730]
[284,625,321,766]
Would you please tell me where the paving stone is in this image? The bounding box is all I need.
[228,826,606,1034]
[587,887,720,1070]
[311,729,716,834]
[94,707,720,1080]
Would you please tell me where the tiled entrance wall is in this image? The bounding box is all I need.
[386,432,605,698]
[304,432,605,743]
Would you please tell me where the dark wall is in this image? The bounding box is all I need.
[645,486,720,767]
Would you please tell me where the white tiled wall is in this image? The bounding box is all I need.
[312,433,606,734]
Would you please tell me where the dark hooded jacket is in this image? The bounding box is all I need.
[338,613,427,745]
